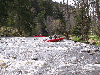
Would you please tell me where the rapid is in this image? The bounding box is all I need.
[0,37,100,75]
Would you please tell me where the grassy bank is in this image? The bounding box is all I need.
[71,35,100,46]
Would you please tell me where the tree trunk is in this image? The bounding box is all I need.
[66,32,69,40]
[99,35,100,45]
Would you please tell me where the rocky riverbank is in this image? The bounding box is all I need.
[0,37,100,75]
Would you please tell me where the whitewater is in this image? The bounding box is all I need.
[0,37,100,75]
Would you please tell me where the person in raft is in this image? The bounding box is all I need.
[39,34,42,36]
[49,35,52,39]
[54,34,57,39]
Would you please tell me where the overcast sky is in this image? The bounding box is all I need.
[52,0,75,6]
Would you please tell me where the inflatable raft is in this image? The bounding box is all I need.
[44,38,64,42]
[34,35,45,37]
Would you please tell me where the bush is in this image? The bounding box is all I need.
[88,35,99,41]
[72,36,82,42]
[0,26,25,37]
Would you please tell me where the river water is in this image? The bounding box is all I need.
[0,37,100,75]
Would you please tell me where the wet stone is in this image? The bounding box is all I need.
[12,57,17,59]
[89,53,95,55]
[31,58,38,60]
[94,49,99,52]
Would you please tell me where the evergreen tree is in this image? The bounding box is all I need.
[72,7,91,41]
[0,0,8,27]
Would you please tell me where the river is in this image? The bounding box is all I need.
[0,37,100,75]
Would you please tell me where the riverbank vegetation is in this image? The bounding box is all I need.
[72,35,99,46]
[0,0,100,46]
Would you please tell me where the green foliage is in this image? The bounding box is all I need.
[72,36,83,42]
[88,35,99,41]
[0,0,91,37]
[88,35,99,46]
[0,0,67,36]
[0,0,8,26]
[0,26,25,36]
[72,8,83,36]
[72,35,100,46]
[72,7,91,39]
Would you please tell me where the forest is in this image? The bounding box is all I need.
[0,0,100,46]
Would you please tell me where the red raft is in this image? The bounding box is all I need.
[44,38,64,42]
[34,35,45,37]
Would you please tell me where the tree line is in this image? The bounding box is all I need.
[0,0,100,43]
